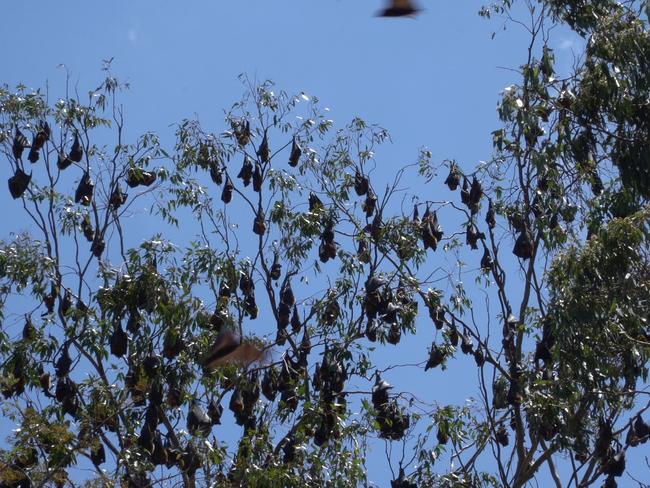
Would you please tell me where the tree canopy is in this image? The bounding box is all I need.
[1,1,649,487]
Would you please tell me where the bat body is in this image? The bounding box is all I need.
[378,0,421,17]
[202,330,263,372]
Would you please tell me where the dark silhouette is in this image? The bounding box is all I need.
[378,0,420,17]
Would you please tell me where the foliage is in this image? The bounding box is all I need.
[0,2,649,488]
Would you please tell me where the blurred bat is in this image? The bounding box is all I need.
[378,0,421,17]
[202,330,264,372]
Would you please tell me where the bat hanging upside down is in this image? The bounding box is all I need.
[378,0,421,17]
[202,329,265,372]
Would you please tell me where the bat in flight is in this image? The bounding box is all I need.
[378,0,421,17]
[202,329,264,372]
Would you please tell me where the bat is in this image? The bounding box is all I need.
[202,330,264,372]
[378,0,421,17]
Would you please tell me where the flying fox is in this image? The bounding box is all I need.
[378,0,421,17]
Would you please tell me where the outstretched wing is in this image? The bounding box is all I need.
[202,330,264,372]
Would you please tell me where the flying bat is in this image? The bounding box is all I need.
[378,0,421,17]
[202,329,264,373]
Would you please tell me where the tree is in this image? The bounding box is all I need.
[0,1,649,487]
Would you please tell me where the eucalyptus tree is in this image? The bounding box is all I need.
[0,1,649,487]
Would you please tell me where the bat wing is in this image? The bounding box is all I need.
[202,331,264,372]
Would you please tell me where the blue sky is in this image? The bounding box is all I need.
[1,0,587,485]
[2,0,580,171]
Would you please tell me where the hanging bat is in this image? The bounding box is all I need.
[378,0,421,17]
[202,329,264,372]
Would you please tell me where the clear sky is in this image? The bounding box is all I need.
[1,0,585,485]
[2,0,581,169]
